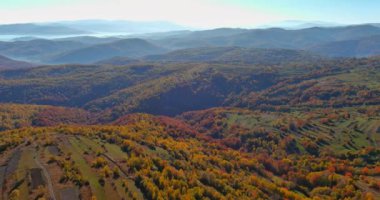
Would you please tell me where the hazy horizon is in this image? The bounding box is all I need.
[1,0,379,28]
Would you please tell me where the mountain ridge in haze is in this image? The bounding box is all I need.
[257,20,344,29]
[0,39,87,63]
[152,24,380,49]
[48,19,188,34]
[48,38,167,64]
[310,35,380,57]
[0,23,90,35]
[0,54,34,70]
[1,23,380,64]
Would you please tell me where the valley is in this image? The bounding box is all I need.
[0,54,379,199]
[0,15,379,200]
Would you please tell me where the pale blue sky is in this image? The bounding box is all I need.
[0,0,378,27]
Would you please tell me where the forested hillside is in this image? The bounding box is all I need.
[0,56,378,119]
[0,22,379,200]
[0,106,379,199]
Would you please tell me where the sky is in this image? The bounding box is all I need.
[0,0,379,28]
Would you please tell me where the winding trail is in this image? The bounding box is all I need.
[34,147,57,200]
[101,153,131,179]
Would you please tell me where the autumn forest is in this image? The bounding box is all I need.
[0,5,380,200]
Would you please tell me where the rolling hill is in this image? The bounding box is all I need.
[144,46,322,64]
[0,39,86,62]
[237,57,380,110]
[0,23,380,200]
[152,25,380,50]
[0,57,378,199]
[95,56,141,65]
[0,104,378,199]
[0,24,380,65]
[0,104,91,131]
[55,36,123,45]
[310,35,380,57]
[49,38,167,64]
[0,55,378,120]
[98,47,322,66]
[0,54,34,70]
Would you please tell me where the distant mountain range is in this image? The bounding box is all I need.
[47,20,187,34]
[48,38,167,64]
[0,39,87,62]
[0,23,89,35]
[1,23,380,64]
[151,25,380,50]
[55,36,122,45]
[310,35,380,57]
[0,20,187,37]
[257,20,344,29]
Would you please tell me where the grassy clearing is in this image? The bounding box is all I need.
[103,143,126,160]
[75,135,146,199]
[102,141,145,199]
[78,136,105,153]
[67,137,106,200]
[334,69,380,89]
